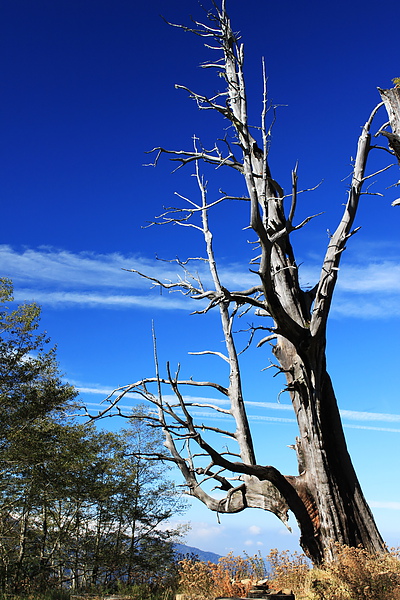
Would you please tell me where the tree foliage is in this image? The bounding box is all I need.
[0,277,77,446]
[0,280,186,593]
[0,417,186,593]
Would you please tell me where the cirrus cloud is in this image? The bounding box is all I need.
[3,244,400,317]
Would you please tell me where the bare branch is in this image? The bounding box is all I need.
[145,145,243,173]
[185,401,231,415]
[288,162,298,225]
[188,350,230,363]
[311,103,384,336]
[257,334,278,348]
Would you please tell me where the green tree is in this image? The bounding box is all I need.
[0,278,79,591]
[0,414,186,592]
[115,412,187,587]
[72,411,187,589]
[0,281,186,592]
[0,277,77,448]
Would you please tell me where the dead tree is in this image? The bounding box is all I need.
[96,2,400,563]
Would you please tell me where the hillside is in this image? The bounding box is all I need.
[174,543,221,564]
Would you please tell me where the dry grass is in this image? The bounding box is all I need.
[178,551,266,599]
[266,548,310,596]
[306,545,400,600]
[177,546,400,600]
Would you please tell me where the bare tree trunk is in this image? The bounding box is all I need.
[275,336,385,561]
[15,506,30,590]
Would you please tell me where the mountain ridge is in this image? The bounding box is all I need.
[173,543,221,564]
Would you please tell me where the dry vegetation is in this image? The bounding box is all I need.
[178,546,400,600]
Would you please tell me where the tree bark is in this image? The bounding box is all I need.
[379,87,400,134]
[274,336,385,561]
[378,87,400,163]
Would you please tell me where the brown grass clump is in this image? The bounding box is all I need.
[178,552,266,599]
[266,548,310,595]
[307,545,400,600]
[177,558,217,600]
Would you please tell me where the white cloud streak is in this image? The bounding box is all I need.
[343,424,400,433]
[339,262,400,293]
[1,245,255,310]
[13,289,188,310]
[78,388,400,432]
[1,245,162,290]
[78,386,121,396]
[3,245,400,317]
[340,409,400,423]
[369,501,400,510]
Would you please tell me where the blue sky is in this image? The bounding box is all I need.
[2,0,400,556]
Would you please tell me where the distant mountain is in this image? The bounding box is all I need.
[173,543,221,564]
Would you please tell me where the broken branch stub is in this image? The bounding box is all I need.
[378,87,400,163]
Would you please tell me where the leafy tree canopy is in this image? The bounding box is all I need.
[0,277,78,451]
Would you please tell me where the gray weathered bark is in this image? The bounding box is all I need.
[378,87,400,164]
[94,2,400,564]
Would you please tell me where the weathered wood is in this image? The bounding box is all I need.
[378,87,400,162]
[379,87,400,134]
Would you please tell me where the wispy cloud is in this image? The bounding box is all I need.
[2,245,255,310]
[248,525,262,535]
[244,539,264,546]
[77,385,122,396]
[3,244,400,317]
[338,262,400,293]
[340,409,400,423]
[343,424,400,433]
[301,260,400,318]
[184,521,226,543]
[369,501,400,511]
[13,289,188,310]
[331,297,400,318]
[341,412,400,434]
[1,245,162,289]
[78,388,400,433]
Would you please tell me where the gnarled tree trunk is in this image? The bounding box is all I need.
[275,336,384,562]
